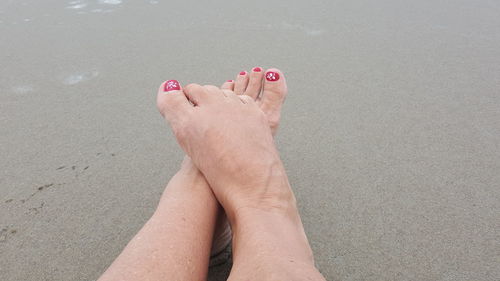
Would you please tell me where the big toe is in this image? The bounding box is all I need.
[157,80,192,124]
[258,69,287,134]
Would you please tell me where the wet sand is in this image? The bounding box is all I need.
[1,0,499,280]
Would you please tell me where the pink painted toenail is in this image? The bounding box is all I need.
[239,71,246,75]
[227,80,234,82]
[253,67,262,72]
[164,80,180,92]
[265,71,280,81]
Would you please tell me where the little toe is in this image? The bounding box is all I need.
[157,80,192,122]
[234,70,249,95]
[244,67,264,99]
[221,80,235,91]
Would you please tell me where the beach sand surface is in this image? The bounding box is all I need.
[1,0,499,280]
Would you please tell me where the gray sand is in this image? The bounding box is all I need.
[1,0,499,280]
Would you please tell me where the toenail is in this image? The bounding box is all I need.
[164,80,181,92]
[227,80,234,82]
[253,67,262,72]
[239,71,246,75]
[265,71,280,81]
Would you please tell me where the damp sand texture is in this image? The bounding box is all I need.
[1,0,500,280]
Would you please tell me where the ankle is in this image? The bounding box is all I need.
[219,158,293,211]
[230,205,315,265]
[221,183,315,264]
[223,177,297,224]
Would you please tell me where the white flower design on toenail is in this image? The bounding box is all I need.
[167,81,178,88]
[164,80,181,92]
[265,72,280,82]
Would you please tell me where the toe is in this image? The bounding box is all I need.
[259,68,287,108]
[157,80,192,122]
[258,69,288,134]
[221,80,235,91]
[234,70,249,95]
[184,83,218,105]
[238,94,254,104]
[203,85,230,99]
[244,67,265,100]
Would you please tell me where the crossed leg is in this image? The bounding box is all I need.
[157,71,325,280]
[98,68,324,281]
[98,157,218,281]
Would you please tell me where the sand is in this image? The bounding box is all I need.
[1,0,499,280]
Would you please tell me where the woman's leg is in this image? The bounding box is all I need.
[157,70,325,280]
[224,70,325,280]
[98,158,218,281]
[98,67,282,281]
[100,67,316,280]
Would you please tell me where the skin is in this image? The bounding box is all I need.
[98,68,325,281]
[158,70,325,280]
[98,158,218,281]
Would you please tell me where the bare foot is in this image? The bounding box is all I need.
[221,67,287,135]
[157,76,324,280]
[211,68,288,258]
[158,75,289,215]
